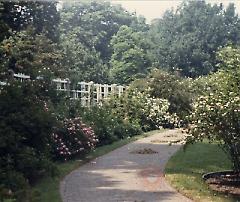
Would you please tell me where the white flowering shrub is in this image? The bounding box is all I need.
[130,70,194,124]
[187,92,240,171]
[140,92,179,130]
[52,117,98,159]
[108,90,179,131]
[187,46,240,172]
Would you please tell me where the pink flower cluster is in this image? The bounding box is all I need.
[52,117,98,159]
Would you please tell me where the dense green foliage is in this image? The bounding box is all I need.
[131,70,193,121]
[149,1,240,77]
[61,1,134,62]
[0,29,62,80]
[59,1,148,83]
[110,25,151,84]
[80,106,142,145]
[0,82,57,201]
[2,1,240,82]
[107,89,179,131]
[0,81,100,201]
[0,1,59,42]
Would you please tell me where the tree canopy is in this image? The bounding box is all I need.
[59,1,149,83]
[1,0,240,82]
[149,1,240,77]
[110,25,152,84]
[0,1,60,42]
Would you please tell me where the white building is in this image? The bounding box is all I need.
[1,73,127,106]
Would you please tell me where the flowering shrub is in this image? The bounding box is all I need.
[80,106,142,145]
[52,117,98,159]
[187,92,240,171]
[187,46,240,172]
[131,70,194,122]
[142,93,180,129]
[147,70,193,120]
[108,89,179,131]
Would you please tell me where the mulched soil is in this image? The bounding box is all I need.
[151,139,169,143]
[130,148,158,154]
[205,172,240,197]
[163,134,178,138]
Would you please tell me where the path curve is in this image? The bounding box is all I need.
[60,129,192,202]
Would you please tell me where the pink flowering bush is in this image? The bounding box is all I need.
[52,117,98,159]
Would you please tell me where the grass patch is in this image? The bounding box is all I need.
[165,142,239,202]
[33,129,164,202]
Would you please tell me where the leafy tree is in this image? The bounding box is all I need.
[60,1,135,62]
[0,28,63,80]
[60,30,108,83]
[130,15,149,32]
[59,1,149,82]
[149,1,240,77]
[0,2,9,42]
[0,1,60,42]
[110,25,152,84]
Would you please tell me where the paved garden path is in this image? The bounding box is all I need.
[60,129,192,202]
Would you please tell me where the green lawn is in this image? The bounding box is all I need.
[33,130,164,202]
[165,142,239,202]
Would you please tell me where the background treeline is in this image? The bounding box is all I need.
[1,1,240,83]
[1,1,240,201]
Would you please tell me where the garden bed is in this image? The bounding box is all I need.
[203,171,240,197]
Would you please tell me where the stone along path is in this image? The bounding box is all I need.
[60,129,192,202]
